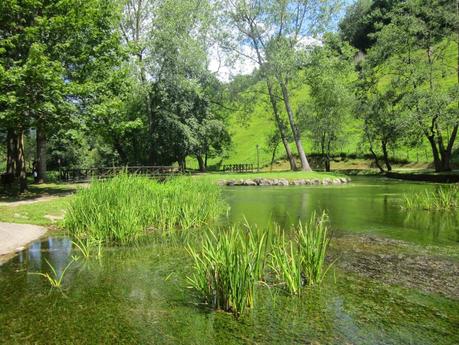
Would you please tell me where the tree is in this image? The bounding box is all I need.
[220,0,340,171]
[369,0,458,171]
[0,0,123,189]
[339,0,399,52]
[299,35,356,171]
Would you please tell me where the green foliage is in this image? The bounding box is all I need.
[29,257,78,288]
[64,174,226,244]
[299,34,356,168]
[270,212,333,295]
[187,223,271,317]
[401,186,459,211]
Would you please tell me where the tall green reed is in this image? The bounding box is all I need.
[64,174,226,244]
[401,185,458,211]
[187,223,271,317]
[270,211,333,295]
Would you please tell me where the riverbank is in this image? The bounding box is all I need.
[0,222,46,265]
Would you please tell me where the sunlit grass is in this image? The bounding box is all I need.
[401,186,458,210]
[64,174,226,244]
[270,211,333,295]
[187,223,271,317]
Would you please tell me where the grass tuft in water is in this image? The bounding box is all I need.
[29,257,78,288]
[64,174,226,244]
[187,223,271,317]
[401,186,458,211]
[270,211,333,295]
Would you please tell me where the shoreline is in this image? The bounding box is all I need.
[0,222,47,265]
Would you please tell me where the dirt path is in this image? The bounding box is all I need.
[0,222,46,264]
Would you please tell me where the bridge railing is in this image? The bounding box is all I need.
[59,166,181,182]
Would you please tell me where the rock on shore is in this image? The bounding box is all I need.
[219,177,351,186]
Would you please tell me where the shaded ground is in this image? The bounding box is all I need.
[0,182,84,203]
[331,235,459,300]
[0,222,46,264]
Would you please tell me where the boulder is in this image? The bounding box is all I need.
[243,179,257,186]
[278,178,289,186]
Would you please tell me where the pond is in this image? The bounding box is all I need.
[0,177,458,344]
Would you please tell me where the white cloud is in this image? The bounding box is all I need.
[208,43,258,83]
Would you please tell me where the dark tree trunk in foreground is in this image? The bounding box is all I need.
[36,124,47,183]
[6,128,17,175]
[196,155,206,172]
[16,130,27,192]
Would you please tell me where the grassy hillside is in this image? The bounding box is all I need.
[186,39,458,171]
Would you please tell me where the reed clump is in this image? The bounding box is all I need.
[401,186,458,211]
[64,174,226,244]
[270,211,332,295]
[188,212,334,316]
[187,224,271,317]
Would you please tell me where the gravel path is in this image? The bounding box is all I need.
[0,222,46,264]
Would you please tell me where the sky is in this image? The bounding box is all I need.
[208,0,355,82]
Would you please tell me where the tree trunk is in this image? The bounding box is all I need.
[196,155,206,172]
[16,130,27,193]
[247,29,297,171]
[381,140,392,172]
[265,80,297,171]
[365,127,385,173]
[6,128,16,175]
[270,141,279,171]
[278,81,312,171]
[204,153,208,169]
[427,135,443,171]
[36,124,47,183]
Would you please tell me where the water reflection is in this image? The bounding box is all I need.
[224,177,459,245]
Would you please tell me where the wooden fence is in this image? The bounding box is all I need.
[221,164,254,173]
[59,166,181,182]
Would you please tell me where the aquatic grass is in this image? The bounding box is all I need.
[270,211,333,295]
[29,257,78,288]
[64,174,226,244]
[72,236,103,259]
[187,223,271,317]
[401,186,459,211]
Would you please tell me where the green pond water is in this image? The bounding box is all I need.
[1,176,458,344]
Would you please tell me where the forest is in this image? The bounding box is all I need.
[1,0,457,191]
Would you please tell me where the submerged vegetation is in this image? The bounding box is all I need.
[188,212,333,316]
[401,186,459,211]
[29,257,78,288]
[64,174,226,244]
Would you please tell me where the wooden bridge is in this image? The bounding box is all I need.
[59,166,182,182]
[221,164,254,173]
